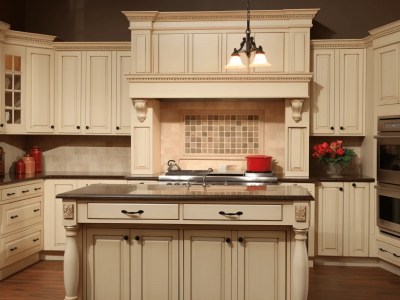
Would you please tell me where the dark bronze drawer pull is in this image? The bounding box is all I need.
[21,189,29,193]
[121,209,144,215]
[10,215,18,219]
[7,192,16,196]
[34,208,40,212]
[34,187,42,191]
[10,247,18,251]
[379,247,400,258]
[219,211,243,216]
[33,238,39,242]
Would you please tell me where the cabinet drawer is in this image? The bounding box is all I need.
[22,182,44,197]
[377,240,400,267]
[87,203,179,220]
[1,197,43,234]
[1,186,20,201]
[1,226,43,267]
[183,204,283,221]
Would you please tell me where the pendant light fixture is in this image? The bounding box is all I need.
[225,0,271,69]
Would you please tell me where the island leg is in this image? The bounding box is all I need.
[292,228,309,300]
[64,225,80,300]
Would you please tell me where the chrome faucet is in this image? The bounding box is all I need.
[202,168,213,189]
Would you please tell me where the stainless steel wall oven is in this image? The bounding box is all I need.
[376,116,400,237]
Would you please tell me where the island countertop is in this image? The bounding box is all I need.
[56,183,314,202]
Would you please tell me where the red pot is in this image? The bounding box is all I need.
[245,155,272,172]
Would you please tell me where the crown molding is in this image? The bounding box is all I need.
[311,39,366,49]
[123,9,319,23]
[369,20,400,40]
[5,30,56,47]
[53,42,130,51]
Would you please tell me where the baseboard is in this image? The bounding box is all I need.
[0,253,40,280]
[40,250,64,261]
[313,256,380,267]
[379,260,400,276]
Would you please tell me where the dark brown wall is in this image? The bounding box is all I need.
[1,0,400,41]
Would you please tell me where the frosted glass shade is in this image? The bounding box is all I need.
[249,52,271,68]
[225,53,246,69]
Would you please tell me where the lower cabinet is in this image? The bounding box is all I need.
[85,228,286,300]
[317,181,370,257]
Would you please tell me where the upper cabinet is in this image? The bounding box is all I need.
[53,43,131,135]
[311,41,365,136]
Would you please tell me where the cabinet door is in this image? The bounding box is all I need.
[43,180,77,250]
[374,44,399,106]
[236,230,287,300]
[26,47,54,133]
[317,182,344,256]
[184,230,232,300]
[84,51,112,134]
[55,51,83,133]
[130,229,179,300]
[86,228,130,300]
[338,49,364,135]
[344,182,369,257]
[3,44,25,133]
[114,51,131,135]
[311,49,336,135]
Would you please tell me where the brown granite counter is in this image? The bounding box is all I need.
[56,183,314,202]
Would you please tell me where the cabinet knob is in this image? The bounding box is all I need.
[225,237,231,243]
[352,183,356,188]
[238,237,244,243]
[339,187,343,191]
[123,235,129,241]
[116,126,120,130]
[134,236,140,241]
[50,125,54,129]
[0,123,3,127]
[76,126,80,129]
[330,126,334,130]
[340,126,344,130]
[86,126,89,130]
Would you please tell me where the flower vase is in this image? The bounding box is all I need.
[328,163,343,178]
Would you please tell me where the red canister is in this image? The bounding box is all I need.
[15,159,25,175]
[30,146,42,173]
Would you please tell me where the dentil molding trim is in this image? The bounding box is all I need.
[53,42,130,51]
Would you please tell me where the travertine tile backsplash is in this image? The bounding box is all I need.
[160,99,285,174]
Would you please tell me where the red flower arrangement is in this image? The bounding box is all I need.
[312,140,356,167]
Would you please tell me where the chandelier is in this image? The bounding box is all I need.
[225,0,271,69]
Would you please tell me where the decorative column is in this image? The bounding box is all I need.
[64,225,80,300]
[292,228,309,300]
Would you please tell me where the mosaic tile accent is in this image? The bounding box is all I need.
[184,114,260,155]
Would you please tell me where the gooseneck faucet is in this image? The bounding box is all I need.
[202,168,213,189]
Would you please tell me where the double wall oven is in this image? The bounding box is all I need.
[376,116,400,237]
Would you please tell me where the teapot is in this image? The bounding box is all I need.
[167,160,181,172]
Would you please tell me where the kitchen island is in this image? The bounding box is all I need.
[57,183,314,300]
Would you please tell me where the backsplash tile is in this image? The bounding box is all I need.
[184,114,260,155]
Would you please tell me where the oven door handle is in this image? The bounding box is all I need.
[374,135,400,139]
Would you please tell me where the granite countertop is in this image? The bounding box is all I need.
[56,183,314,202]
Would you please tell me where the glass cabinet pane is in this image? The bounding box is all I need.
[5,109,11,124]
[5,74,12,89]
[5,55,12,71]
[14,92,21,108]
[13,110,21,124]
[14,56,21,72]
[5,92,12,107]
[14,75,21,90]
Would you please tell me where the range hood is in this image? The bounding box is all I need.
[123,9,318,178]
[123,9,318,100]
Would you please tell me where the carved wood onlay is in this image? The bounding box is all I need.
[127,73,313,83]
[133,100,148,122]
[63,203,75,220]
[291,99,304,122]
[53,42,130,51]
[295,205,307,222]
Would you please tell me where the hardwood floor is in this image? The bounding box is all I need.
[1,261,400,299]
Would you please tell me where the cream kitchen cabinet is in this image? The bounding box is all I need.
[311,45,365,136]
[317,181,370,257]
[86,228,179,300]
[26,46,55,133]
[0,180,43,280]
[3,44,25,133]
[44,179,127,251]
[184,229,286,300]
[55,47,130,135]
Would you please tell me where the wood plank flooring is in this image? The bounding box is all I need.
[1,261,400,299]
